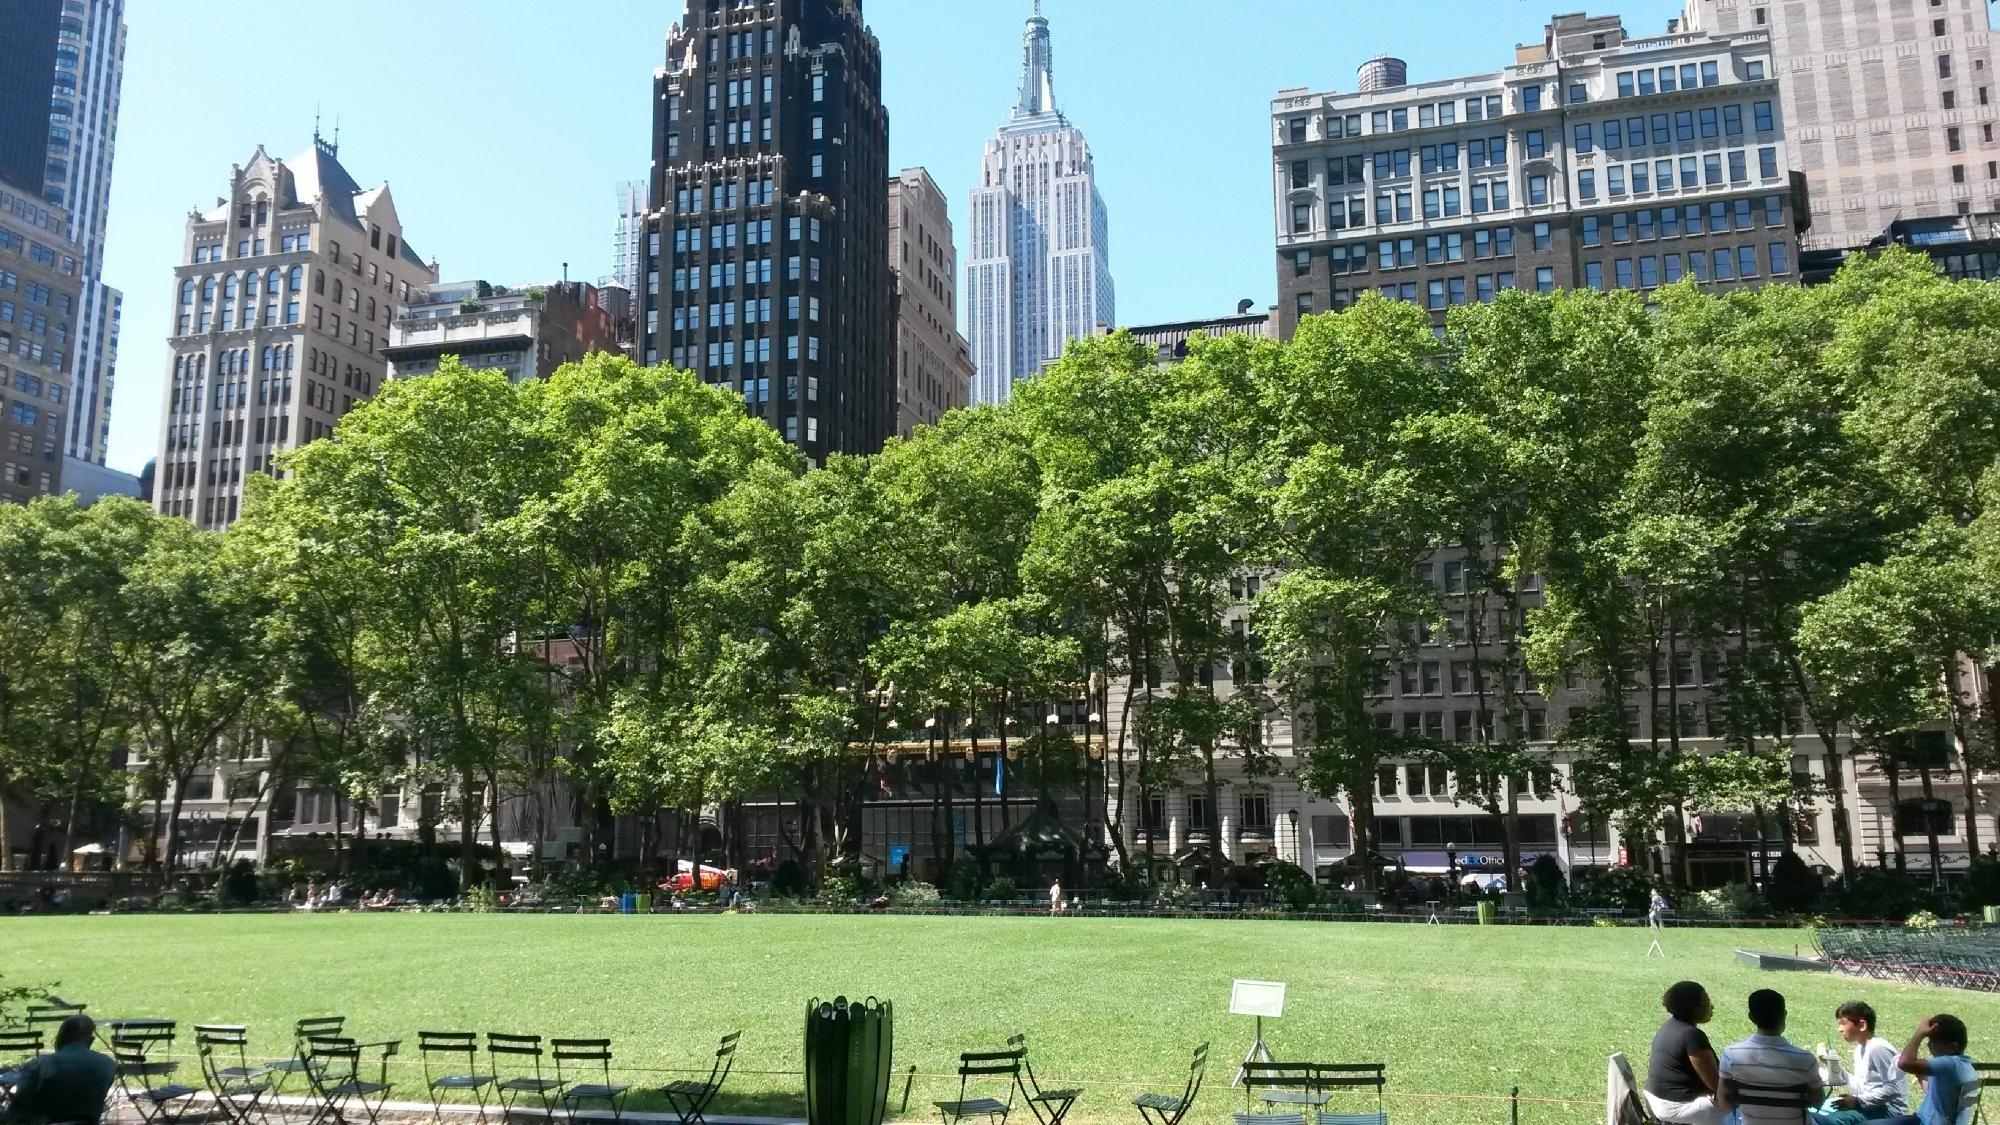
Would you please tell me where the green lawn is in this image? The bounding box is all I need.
[6,914,1998,1124]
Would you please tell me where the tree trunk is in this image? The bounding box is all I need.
[1884,748,1906,871]
[458,768,480,892]
[1945,661,1984,861]
[1920,762,1943,886]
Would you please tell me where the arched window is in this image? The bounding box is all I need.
[267,271,280,296]
[244,270,259,294]
[223,275,238,300]
[287,266,303,291]
[200,277,216,302]
[332,279,343,303]
[180,279,195,305]
[1896,798,1955,838]
[284,343,295,371]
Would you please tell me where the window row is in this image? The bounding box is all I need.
[1574,101,1774,155]
[1613,60,1724,98]
[1580,196,1786,247]
[1576,147,1781,201]
[1581,243,1791,289]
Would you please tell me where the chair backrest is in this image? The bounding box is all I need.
[1180,1043,1211,1117]
[1608,1052,1657,1125]
[1241,1061,1326,1094]
[195,1024,249,1049]
[551,1039,614,1083]
[419,1032,480,1066]
[958,1049,1023,1080]
[489,1033,545,1079]
[106,1020,176,1053]
[1955,1075,1983,1125]
[0,1029,43,1061]
[707,1032,741,1089]
[25,1002,85,1029]
[1723,1080,1812,1125]
[295,1017,346,1049]
[306,1037,362,1089]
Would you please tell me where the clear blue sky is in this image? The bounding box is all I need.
[99,0,1687,473]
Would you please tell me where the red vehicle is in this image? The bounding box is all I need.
[658,861,731,892]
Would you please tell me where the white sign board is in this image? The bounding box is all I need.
[1228,979,1286,1019]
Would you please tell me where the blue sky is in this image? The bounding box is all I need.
[99,0,1688,473]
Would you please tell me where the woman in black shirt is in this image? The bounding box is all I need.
[1646,980,1723,1124]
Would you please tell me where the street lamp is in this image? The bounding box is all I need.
[1446,841,1459,892]
[924,715,937,761]
[1287,808,1301,867]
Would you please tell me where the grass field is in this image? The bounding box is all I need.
[7,914,2000,1125]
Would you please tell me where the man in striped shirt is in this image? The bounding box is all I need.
[1717,990,1826,1124]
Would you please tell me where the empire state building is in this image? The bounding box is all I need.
[965,3,1114,406]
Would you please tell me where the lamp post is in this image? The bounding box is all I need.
[1287,808,1301,867]
[1446,841,1459,894]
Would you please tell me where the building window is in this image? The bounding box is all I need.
[1941,55,1955,79]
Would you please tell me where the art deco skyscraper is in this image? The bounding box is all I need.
[639,0,893,458]
[966,4,1114,407]
[153,139,435,529]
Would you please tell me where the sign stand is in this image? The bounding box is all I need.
[1646,912,1665,959]
[1228,979,1286,1087]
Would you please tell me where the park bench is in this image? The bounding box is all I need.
[660,1031,740,1125]
[302,1036,399,1125]
[552,1038,631,1124]
[1008,1032,1082,1125]
[936,1046,1023,1125]
[417,1031,497,1124]
[1132,1043,1208,1125]
[194,1023,273,1125]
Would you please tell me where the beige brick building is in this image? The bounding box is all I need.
[1681,0,2000,251]
[887,168,972,436]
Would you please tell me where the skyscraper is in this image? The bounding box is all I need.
[639,0,894,458]
[1679,0,2000,253]
[0,0,60,197]
[49,0,126,468]
[153,138,435,530]
[966,4,1113,407]
[611,179,646,298]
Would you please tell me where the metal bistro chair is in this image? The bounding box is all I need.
[1237,1060,1331,1125]
[0,1028,43,1116]
[417,1032,497,1124]
[302,1036,399,1125]
[935,1047,1023,1125]
[1007,1033,1082,1125]
[1313,1064,1389,1125]
[552,1039,631,1125]
[488,1034,568,1120]
[1722,1079,1811,1125]
[25,1000,86,1035]
[269,1016,348,1093]
[659,1032,740,1125]
[1955,1068,1985,1125]
[1132,1043,1208,1125]
[195,1024,274,1125]
[1607,1053,1658,1125]
[110,1023,201,1125]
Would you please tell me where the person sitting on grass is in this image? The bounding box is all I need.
[1824,1000,1907,1120]
[1882,1014,1975,1125]
[1647,981,1724,1124]
[2,1014,114,1125]
[1716,988,1825,1124]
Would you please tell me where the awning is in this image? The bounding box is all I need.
[70,843,106,855]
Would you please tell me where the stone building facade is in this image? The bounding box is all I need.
[1274,12,1803,338]
[385,279,619,384]
[152,139,434,530]
[0,181,81,505]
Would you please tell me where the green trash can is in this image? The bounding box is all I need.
[635,892,653,914]
[805,997,893,1125]
[1476,901,1497,926]
[1984,905,2000,925]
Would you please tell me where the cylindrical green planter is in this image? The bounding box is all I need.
[1983,905,2000,925]
[806,997,893,1125]
[635,893,653,913]
[1476,901,1497,925]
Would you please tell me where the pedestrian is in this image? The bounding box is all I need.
[1048,878,1062,916]
[2,1014,115,1124]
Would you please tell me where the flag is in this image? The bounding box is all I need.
[994,753,1005,797]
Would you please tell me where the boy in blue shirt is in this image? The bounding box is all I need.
[1885,1014,1976,1125]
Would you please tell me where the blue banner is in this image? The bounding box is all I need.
[995,753,1005,796]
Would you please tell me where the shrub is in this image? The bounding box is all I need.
[1263,861,1317,911]
[1526,854,1567,910]
[1906,909,1942,931]
[1764,851,1820,915]
[818,873,864,906]
[216,859,260,905]
[1693,882,1764,918]
[462,884,499,913]
[944,857,982,901]
[1831,867,1939,921]
[887,881,940,907]
[1961,857,2000,913]
[982,876,1018,901]
[770,859,809,898]
[1571,865,1656,912]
